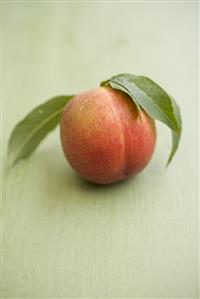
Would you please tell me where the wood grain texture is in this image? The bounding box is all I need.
[2,2,199,298]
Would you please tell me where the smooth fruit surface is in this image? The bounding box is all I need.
[60,87,156,184]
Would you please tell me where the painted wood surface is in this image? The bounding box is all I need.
[2,2,198,298]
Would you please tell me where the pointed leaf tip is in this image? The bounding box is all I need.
[8,95,74,167]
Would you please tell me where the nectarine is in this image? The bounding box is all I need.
[60,87,156,184]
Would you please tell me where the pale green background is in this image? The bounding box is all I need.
[2,1,199,298]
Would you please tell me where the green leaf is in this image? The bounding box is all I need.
[167,96,182,165]
[101,74,182,164]
[101,79,141,113]
[8,95,73,167]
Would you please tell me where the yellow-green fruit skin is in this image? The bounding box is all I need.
[60,87,156,184]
